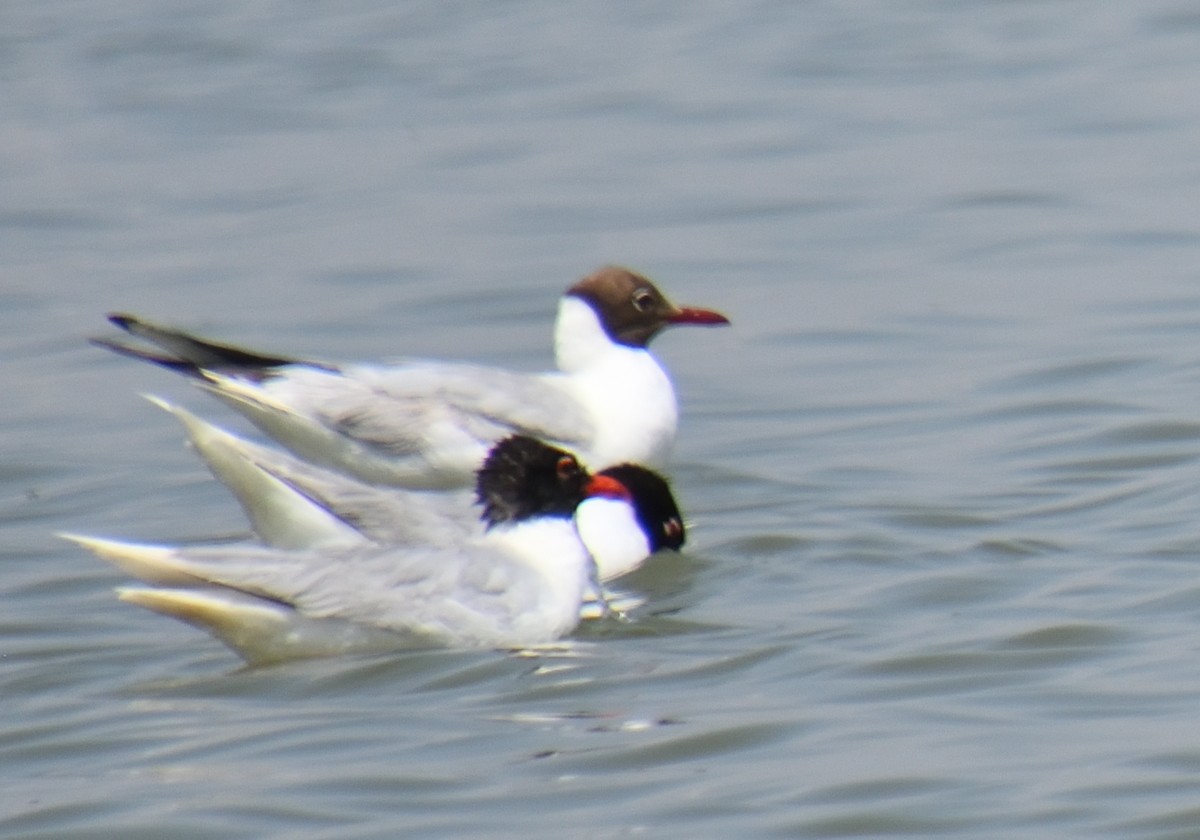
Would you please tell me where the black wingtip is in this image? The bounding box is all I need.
[106,312,137,331]
[88,335,203,376]
[94,312,304,374]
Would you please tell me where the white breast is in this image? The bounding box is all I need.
[553,297,678,469]
[573,496,652,581]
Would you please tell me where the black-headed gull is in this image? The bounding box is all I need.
[149,397,684,581]
[93,266,729,488]
[61,436,663,663]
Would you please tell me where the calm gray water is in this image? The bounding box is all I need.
[6,1,1200,837]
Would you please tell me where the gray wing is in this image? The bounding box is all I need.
[236,432,482,545]
[156,397,481,547]
[200,361,597,487]
[272,361,596,456]
[170,542,552,644]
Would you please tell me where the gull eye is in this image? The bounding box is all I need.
[556,455,579,480]
[631,288,655,312]
[664,518,683,541]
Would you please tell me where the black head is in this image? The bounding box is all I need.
[595,464,685,551]
[566,266,730,348]
[476,436,590,527]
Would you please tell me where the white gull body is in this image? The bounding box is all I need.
[60,435,657,663]
[95,267,729,488]
[63,515,595,665]
[153,398,683,582]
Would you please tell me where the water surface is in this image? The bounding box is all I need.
[6,2,1200,837]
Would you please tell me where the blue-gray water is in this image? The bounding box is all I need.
[7,2,1200,837]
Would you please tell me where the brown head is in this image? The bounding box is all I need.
[565,266,730,348]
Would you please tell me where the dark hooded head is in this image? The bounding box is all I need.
[476,436,590,527]
[595,464,685,551]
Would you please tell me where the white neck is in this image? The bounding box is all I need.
[551,296,678,469]
[555,296,619,372]
[574,497,651,581]
[488,518,594,632]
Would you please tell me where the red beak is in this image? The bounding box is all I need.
[666,306,731,327]
[585,474,632,501]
